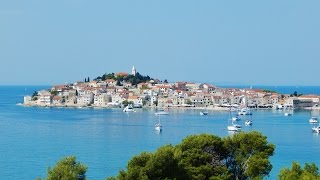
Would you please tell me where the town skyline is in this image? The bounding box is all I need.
[1,0,320,86]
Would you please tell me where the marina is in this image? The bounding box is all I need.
[1,86,320,179]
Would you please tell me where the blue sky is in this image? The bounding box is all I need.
[0,0,319,86]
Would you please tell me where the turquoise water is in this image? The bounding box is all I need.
[1,86,320,179]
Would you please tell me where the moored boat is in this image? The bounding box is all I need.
[200,111,208,116]
[227,124,242,132]
[155,114,162,132]
[309,117,318,124]
[155,109,169,115]
[238,108,252,115]
[312,126,320,133]
[123,104,135,112]
[245,120,253,126]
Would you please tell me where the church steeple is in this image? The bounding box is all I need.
[132,65,136,76]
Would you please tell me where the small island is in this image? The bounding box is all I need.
[23,66,319,110]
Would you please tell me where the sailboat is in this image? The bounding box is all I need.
[245,113,253,126]
[227,107,241,132]
[123,104,136,112]
[155,114,162,132]
[284,106,293,116]
[155,108,169,115]
[312,123,320,133]
[309,108,318,124]
[237,96,252,116]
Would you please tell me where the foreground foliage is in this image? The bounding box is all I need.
[38,156,87,180]
[278,162,320,180]
[107,131,275,180]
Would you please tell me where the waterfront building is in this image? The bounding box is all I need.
[94,93,110,106]
[52,96,62,105]
[77,93,94,106]
[24,96,32,105]
[38,92,52,105]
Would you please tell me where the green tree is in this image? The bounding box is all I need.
[41,156,87,180]
[122,100,133,107]
[116,79,122,86]
[108,131,274,180]
[105,73,115,80]
[176,134,230,180]
[32,91,38,97]
[278,162,320,180]
[223,131,275,180]
[50,90,58,96]
[153,100,158,106]
[185,99,192,105]
[115,146,185,180]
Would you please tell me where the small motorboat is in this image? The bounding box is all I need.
[155,123,162,131]
[312,126,320,133]
[227,124,241,132]
[284,112,292,116]
[309,117,318,124]
[200,111,208,116]
[231,115,241,121]
[245,120,253,126]
[155,109,169,115]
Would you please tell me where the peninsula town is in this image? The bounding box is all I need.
[23,66,320,110]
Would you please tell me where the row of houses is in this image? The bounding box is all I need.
[23,80,320,109]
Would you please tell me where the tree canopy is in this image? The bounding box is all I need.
[39,156,87,180]
[278,162,320,180]
[95,72,153,86]
[107,131,275,180]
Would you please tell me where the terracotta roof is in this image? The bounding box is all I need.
[53,96,61,100]
[128,96,138,100]
[106,79,116,82]
[115,72,129,77]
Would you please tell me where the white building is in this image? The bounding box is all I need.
[24,96,32,105]
[77,93,94,105]
[94,93,110,106]
[38,92,52,105]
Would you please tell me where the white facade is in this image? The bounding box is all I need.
[39,94,52,105]
[94,94,110,106]
[77,94,94,105]
[24,96,32,104]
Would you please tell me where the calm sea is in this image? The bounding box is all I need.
[1,86,320,179]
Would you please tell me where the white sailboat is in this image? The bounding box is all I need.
[155,115,162,132]
[284,107,293,116]
[123,104,135,112]
[312,124,320,133]
[227,107,241,132]
[245,114,253,126]
[155,108,169,115]
[232,115,241,121]
[309,108,318,124]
